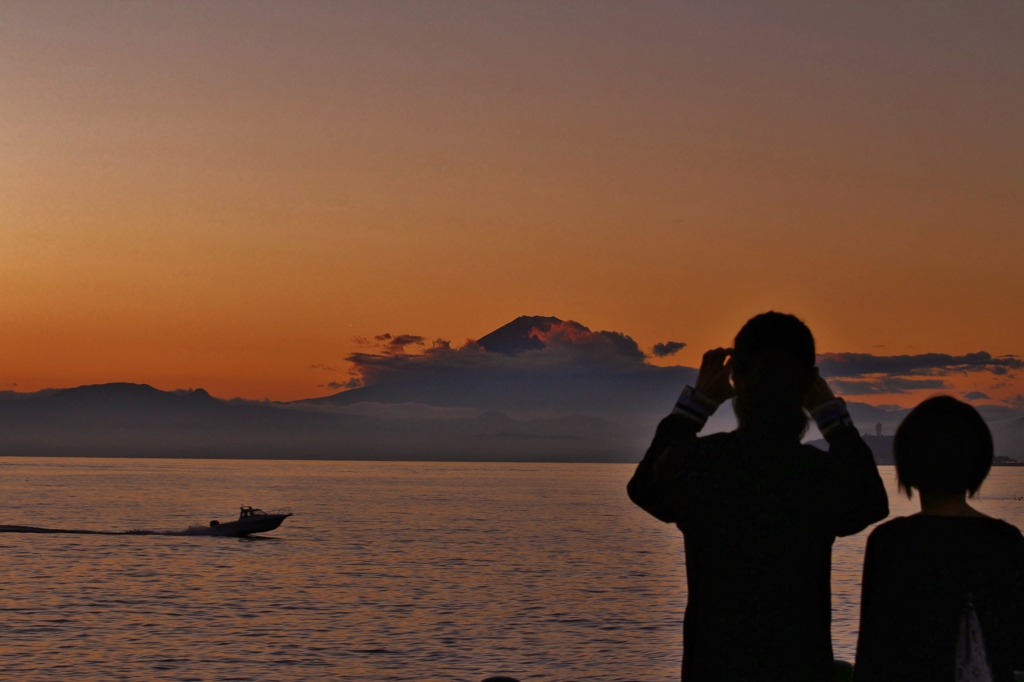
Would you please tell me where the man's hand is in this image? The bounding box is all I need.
[695,348,735,406]
[803,370,837,412]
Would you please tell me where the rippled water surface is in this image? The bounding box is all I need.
[2,458,1023,681]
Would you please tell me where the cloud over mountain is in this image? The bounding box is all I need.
[314,316,694,415]
[335,324,1024,411]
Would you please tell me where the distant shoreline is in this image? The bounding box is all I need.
[0,452,641,463]
[2,453,1021,466]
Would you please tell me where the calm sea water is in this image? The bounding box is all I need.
[1,458,1023,681]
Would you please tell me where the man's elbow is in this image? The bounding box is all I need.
[868,488,890,525]
[626,478,676,524]
[836,494,889,537]
[626,477,652,512]
[864,470,890,524]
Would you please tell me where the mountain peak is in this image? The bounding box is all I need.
[476,315,563,355]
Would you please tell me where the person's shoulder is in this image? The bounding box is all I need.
[866,516,915,544]
[797,438,857,461]
[684,430,741,464]
[699,430,738,445]
[800,440,828,455]
[962,517,1024,565]
[798,430,871,456]
[870,516,914,533]
[873,515,1024,543]
[937,515,1024,544]
[980,517,1024,545]
[986,516,1022,533]
[699,430,744,453]
[796,440,847,470]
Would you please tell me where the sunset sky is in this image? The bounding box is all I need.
[2,1,1022,404]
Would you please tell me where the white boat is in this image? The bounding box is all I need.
[208,506,292,537]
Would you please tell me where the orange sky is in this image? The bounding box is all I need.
[2,2,1022,403]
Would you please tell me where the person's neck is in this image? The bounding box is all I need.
[916,492,987,518]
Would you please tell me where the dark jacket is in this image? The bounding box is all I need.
[854,515,1024,682]
[628,415,888,682]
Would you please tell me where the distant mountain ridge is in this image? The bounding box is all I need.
[2,316,1024,462]
[41,383,221,410]
[2,379,1022,462]
[0,381,631,460]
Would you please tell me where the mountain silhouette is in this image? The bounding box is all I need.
[0,382,351,458]
[40,383,221,413]
[476,315,563,355]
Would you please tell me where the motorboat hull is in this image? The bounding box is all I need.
[208,513,291,537]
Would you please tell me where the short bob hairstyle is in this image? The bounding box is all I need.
[894,396,993,497]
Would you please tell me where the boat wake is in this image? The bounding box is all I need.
[0,524,222,536]
[0,507,292,538]
[0,524,125,535]
[204,506,292,536]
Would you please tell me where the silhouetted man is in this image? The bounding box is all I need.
[628,312,888,681]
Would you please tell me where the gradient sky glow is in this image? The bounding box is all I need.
[2,1,1022,402]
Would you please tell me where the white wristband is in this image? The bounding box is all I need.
[810,398,853,437]
[671,385,720,426]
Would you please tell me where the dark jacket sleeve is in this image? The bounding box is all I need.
[626,413,701,524]
[825,426,889,537]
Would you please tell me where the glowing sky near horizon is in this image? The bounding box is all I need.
[2,1,1022,403]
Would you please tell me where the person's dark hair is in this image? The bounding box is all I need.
[732,312,816,442]
[894,396,993,498]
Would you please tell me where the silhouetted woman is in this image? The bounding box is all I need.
[853,397,1024,682]
[628,312,889,682]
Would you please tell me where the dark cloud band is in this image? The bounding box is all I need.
[817,351,1023,378]
[829,377,949,395]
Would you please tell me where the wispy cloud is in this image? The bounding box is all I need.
[358,333,428,355]
[652,341,686,358]
[310,363,337,372]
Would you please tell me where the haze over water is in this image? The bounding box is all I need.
[2,457,1022,681]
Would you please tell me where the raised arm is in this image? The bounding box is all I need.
[627,348,733,523]
[805,375,889,537]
